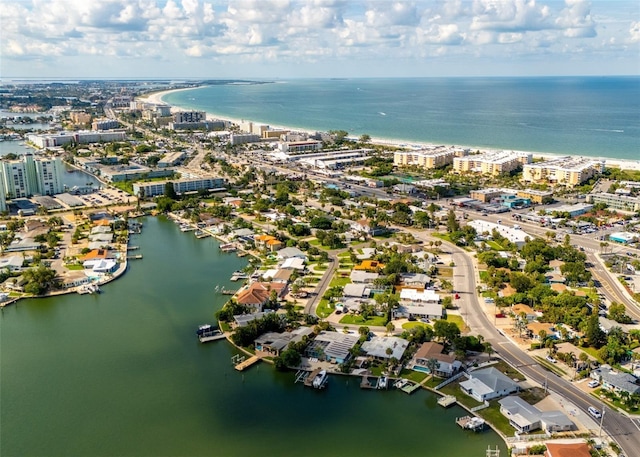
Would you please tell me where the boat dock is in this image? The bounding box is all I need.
[199,330,225,343]
[127,254,143,260]
[360,376,376,389]
[456,416,486,432]
[303,368,329,389]
[230,272,249,281]
[219,289,235,295]
[395,379,421,394]
[438,395,457,408]
[234,355,260,371]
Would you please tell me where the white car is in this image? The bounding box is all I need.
[588,406,602,419]
[588,380,600,388]
[545,356,557,363]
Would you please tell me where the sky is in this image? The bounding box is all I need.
[1,0,639,79]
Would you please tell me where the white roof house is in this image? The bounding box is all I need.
[83,258,117,275]
[343,283,368,298]
[350,270,379,284]
[281,257,306,270]
[468,220,531,247]
[459,367,521,402]
[277,247,307,260]
[361,336,409,360]
[498,396,574,433]
[399,288,440,303]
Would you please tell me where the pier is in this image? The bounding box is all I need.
[437,395,457,408]
[127,254,143,260]
[456,416,486,432]
[198,330,225,343]
[303,368,328,389]
[219,289,235,295]
[360,375,376,389]
[234,355,260,371]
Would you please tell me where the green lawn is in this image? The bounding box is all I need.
[339,314,387,326]
[65,264,84,270]
[490,360,526,381]
[486,240,506,251]
[446,314,468,332]
[477,401,515,437]
[308,239,321,246]
[579,346,604,363]
[329,276,351,288]
[337,252,352,258]
[437,381,483,409]
[399,368,429,384]
[316,299,334,318]
[479,270,489,282]
[401,322,432,330]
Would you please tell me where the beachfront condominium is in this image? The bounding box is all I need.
[394,147,468,169]
[0,155,65,199]
[173,111,206,123]
[521,157,604,187]
[453,150,532,176]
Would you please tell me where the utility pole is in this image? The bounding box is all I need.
[599,402,605,441]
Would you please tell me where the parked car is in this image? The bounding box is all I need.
[546,356,557,363]
[588,380,600,388]
[588,406,602,419]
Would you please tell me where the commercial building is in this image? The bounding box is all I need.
[586,192,640,212]
[516,189,554,204]
[157,151,187,168]
[522,156,604,187]
[470,188,514,203]
[609,232,638,244]
[453,150,532,176]
[468,220,531,247]
[230,133,261,145]
[277,140,322,153]
[544,203,593,217]
[394,147,466,169]
[69,111,92,125]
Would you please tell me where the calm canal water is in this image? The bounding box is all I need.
[0,217,506,457]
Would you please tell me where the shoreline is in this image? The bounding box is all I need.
[139,86,640,171]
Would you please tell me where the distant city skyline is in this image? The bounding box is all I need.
[1,0,639,79]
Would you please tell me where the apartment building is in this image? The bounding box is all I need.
[0,155,65,200]
[453,151,532,175]
[522,157,604,187]
[91,119,120,131]
[394,147,464,169]
[277,140,322,153]
[516,189,554,204]
[132,176,225,198]
[173,111,206,123]
[586,192,640,212]
[28,130,127,148]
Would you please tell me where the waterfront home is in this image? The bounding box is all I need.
[83,258,117,275]
[88,233,113,244]
[498,396,574,434]
[231,228,254,239]
[544,441,591,457]
[590,365,640,395]
[2,275,27,292]
[90,225,112,235]
[350,270,379,284]
[233,311,273,328]
[410,342,461,378]
[81,249,115,262]
[361,336,409,362]
[254,327,314,356]
[305,331,359,364]
[459,367,520,402]
[255,234,283,252]
[235,282,288,311]
[280,257,305,270]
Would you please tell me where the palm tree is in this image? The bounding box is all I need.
[426,358,439,377]
[484,342,494,360]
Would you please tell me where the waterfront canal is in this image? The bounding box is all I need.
[1,217,507,456]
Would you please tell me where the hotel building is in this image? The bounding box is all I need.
[521,157,604,187]
[453,151,532,176]
[586,193,640,212]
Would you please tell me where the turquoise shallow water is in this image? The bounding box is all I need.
[163,77,640,160]
[0,217,506,457]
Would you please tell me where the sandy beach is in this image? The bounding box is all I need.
[139,87,640,172]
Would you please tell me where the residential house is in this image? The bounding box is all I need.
[254,234,283,252]
[591,365,640,395]
[83,258,118,275]
[394,302,443,320]
[410,342,462,378]
[277,247,307,260]
[399,288,440,303]
[527,322,557,340]
[254,327,314,355]
[351,219,385,236]
[459,367,521,402]
[350,270,379,284]
[353,260,385,272]
[361,336,409,361]
[498,396,574,433]
[305,331,360,364]
[399,273,431,288]
[235,282,287,311]
[544,442,591,457]
[233,311,273,328]
[511,304,537,322]
[281,257,306,270]
[0,255,23,271]
[343,283,369,298]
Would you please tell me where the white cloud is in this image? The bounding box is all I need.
[0,0,637,76]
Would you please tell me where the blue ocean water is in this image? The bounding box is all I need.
[163,77,640,160]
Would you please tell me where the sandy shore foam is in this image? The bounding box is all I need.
[139,87,640,171]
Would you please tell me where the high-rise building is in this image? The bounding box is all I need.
[0,155,66,200]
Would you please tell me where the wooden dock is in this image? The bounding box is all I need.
[127,254,143,260]
[234,355,260,371]
[438,395,457,408]
[400,381,421,395]
[360,376,376,389]
[219,289,235,295]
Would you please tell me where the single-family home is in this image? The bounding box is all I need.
[498,396,574,433]
[459,367,521,402]
[353,260,385,272]
[343,283,369,298]
[83,258,118,275]
[410,342,462,378]
[511,304,537,322]
[281,257,306,270]
[0,255,24,271]
[254,234,283,252]
[254,327,314,355]
[235,281,287,311]
[399,288,440,303]
[350,270,379,284]
[394,302,443,320]
[351,219,385,236]
[233,311,273,327]
[527,322,557,340]
[305,331,360,364]
[591,365,640,395]
[361,336,409,361]
[544,442,591,457]
[277,247,307,260]
[399,273,431,288]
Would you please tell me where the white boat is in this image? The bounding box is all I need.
[377,376,388,389]
[312,370,328,389]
